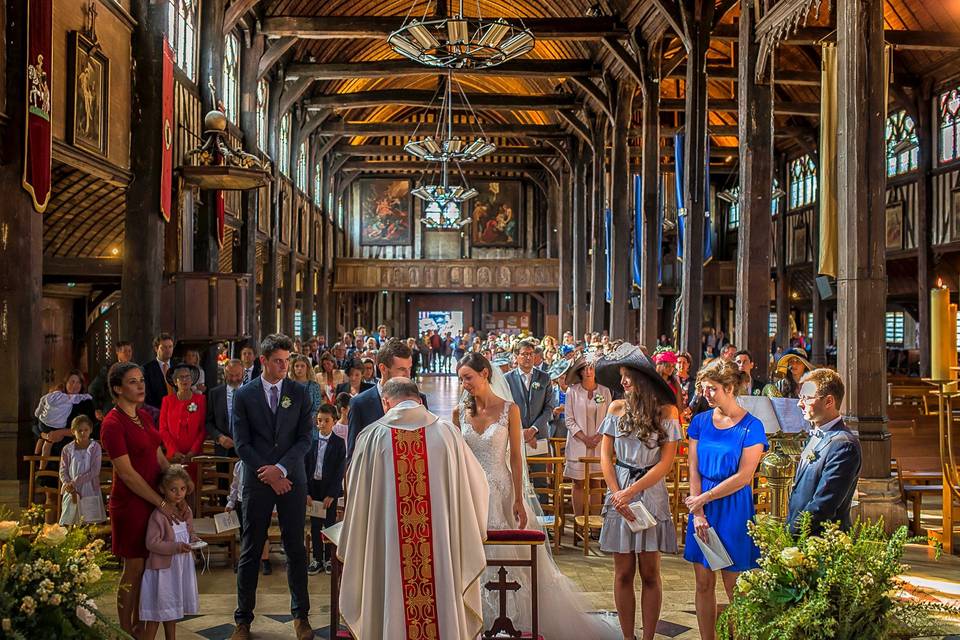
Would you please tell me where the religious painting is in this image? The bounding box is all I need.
[67,32,109,158]
[470,180,522,247]
[359,178,412,246]
[791,223,807,265]
[885,201,903,250]
[951,189,960,242]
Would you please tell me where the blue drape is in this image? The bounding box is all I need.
[674,133,713,265]
[604,207,613,303]
[632,174,664,288]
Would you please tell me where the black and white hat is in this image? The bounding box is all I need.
[595,343,676,404]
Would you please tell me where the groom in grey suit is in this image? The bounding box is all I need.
[231,334,314,640]
[504,338,556,446]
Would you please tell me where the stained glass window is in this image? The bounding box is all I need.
[167,0,197,79]
[422,200,462,229]
[885,109,919,176]
[295,142,308,191]
[940,87,960,164]
[314,162,322,205]
[769,312,778,338]
[726,185,740,229]
[885,311,904,345]
[222,34,240,123]
[256,79,268,152]
[788,155,817,210]
[279,113,290,175]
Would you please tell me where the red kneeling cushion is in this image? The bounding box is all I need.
[486,529,547,543]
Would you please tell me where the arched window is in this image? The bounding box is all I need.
[278,113,291,175]
[885,109,919,176]
[314,162,322,205]
[296,142,308,191]
[422,200,461,229]
[788,154,817,210]
[939,87,960,164]
[256,79,268,152]
[167,0,198,79]
[222,33,240,122]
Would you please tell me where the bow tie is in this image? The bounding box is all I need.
[810,427,824,438]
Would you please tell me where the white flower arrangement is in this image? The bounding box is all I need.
[531,381,542,390]
[804,451,818,464]
[594,395,606,405]
[187,402,198,413]
[281,396,292,409]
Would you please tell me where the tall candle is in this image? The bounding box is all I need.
[931,286,950,381]
[951,303,958,379]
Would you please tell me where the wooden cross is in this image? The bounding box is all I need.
[82,1,99,44]
[483,566,522,639]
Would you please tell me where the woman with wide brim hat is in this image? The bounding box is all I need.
[546,358,573,439]
[775,349,813,399]
[593,343,683,638]
[159,362,206,487]
[562,353,614,517]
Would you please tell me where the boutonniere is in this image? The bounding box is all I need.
[594,395,606,405]
[531,381,542,390]
[186,402,198,413]
[280,396,292,409]
[804,451,818,464]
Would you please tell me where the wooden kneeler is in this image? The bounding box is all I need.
[484,529,547,640]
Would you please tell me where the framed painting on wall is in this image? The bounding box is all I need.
[67,31,110,157]
[791,223,807,265]
[885,201,903,250]
[359,178,412,246]
[470,180,522,247]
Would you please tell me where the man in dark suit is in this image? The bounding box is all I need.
[239,344,262,385]
[231,334,314,640]
[143,333,175,410]
[346,338,428,457]
[504,338,556,446]
[206,359,244,457]
[788,369,862,535]
[305,404,346,574]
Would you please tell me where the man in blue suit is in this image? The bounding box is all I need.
[346,338,428,457]
[787,368,862,535]
[504,338,555,446]
[231,334,315,640]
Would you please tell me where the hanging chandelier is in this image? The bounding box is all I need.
[388,1,535,70]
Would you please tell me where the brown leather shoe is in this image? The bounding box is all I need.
[230,623,251,640]
[293,618,313,640]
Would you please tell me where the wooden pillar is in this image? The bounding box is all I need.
[734,2,773,383]
[837,0,903,528]
[572,141,589,338]
[558,155,573,337]
[774,154,791,353]
[915,81,935,378]
[238,32,264,343]
[260,74,283,336]
[124,0,167,360]
[302,262,315,340]
[588,116,608,334]
[610,81,635,341]
[638,66,661,349]
[679,0,714,369]
[0,0,44,492]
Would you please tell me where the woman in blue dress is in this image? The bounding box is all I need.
[683,358,768,640]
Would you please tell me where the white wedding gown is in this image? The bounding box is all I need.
[459,399,618,639]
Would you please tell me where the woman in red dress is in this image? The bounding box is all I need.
[159,363,207,488]
[100,362,184,638]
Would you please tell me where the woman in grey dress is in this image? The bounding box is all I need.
[596,345,682,640]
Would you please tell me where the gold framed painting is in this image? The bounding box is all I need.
[885,201,903,250]
[67,31,109,157]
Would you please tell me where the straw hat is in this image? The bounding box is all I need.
[776,349,813,376]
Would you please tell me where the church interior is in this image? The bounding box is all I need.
[3,0,960,638]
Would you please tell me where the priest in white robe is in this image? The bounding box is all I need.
[339,377,489,640]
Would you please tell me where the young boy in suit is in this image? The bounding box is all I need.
[306,404,346,574]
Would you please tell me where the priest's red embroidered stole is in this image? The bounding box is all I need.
[391,427,440,639]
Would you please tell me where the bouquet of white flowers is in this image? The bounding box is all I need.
[0,505,126,638]
[719,512,959,640]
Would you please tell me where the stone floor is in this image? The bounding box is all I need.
[93,375,960,639]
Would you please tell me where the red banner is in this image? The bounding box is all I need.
[391,427,440,640]
[160,39,174,223]
[22,0,53,213]
[216,191,225,248]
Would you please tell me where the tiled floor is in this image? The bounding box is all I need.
[94,376,960,639]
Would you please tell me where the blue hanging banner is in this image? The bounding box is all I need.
[604,207,613,303]
[632,174,642,289]
[674,132,713,265]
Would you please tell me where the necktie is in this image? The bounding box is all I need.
[243,368,251,384]
[269,385,279,413]
[227,387,235,435]
[161,362,174,395]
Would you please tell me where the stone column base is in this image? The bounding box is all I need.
[851,476,908,533]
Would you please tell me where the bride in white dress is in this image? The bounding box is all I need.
[453,352,618,639]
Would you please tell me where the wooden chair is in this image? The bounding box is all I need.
[484,529,547,640]
[894,458,943,535]
[668,449,690,540]
[192,455,239,566]
[24,449,62,524]
[573,456,606,556]
[526,455,566,552]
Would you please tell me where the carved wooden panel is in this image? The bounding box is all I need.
[333,259,559,292]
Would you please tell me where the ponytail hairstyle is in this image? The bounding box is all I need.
[618,368,670,448]
[456,352,494,418]
[695,357,750,396]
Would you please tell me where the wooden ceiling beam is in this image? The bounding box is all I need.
[710,23,960,50]
[261,16,629,40]
[601,36,644,85]
[651,0,689,49]
[568,77,614,123]
[305,89,582,111]
[285,59,601,80]
[223,0,261,35]
[318,121,568,137]
[338,160,541,172]
[658,98,819,117]
[332,143,556,158]
[258,37,296,80]
[279,77,314,116]
[665,65,822,85]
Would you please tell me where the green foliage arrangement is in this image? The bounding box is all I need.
[0,505,129,639]
[719,513,960,640]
